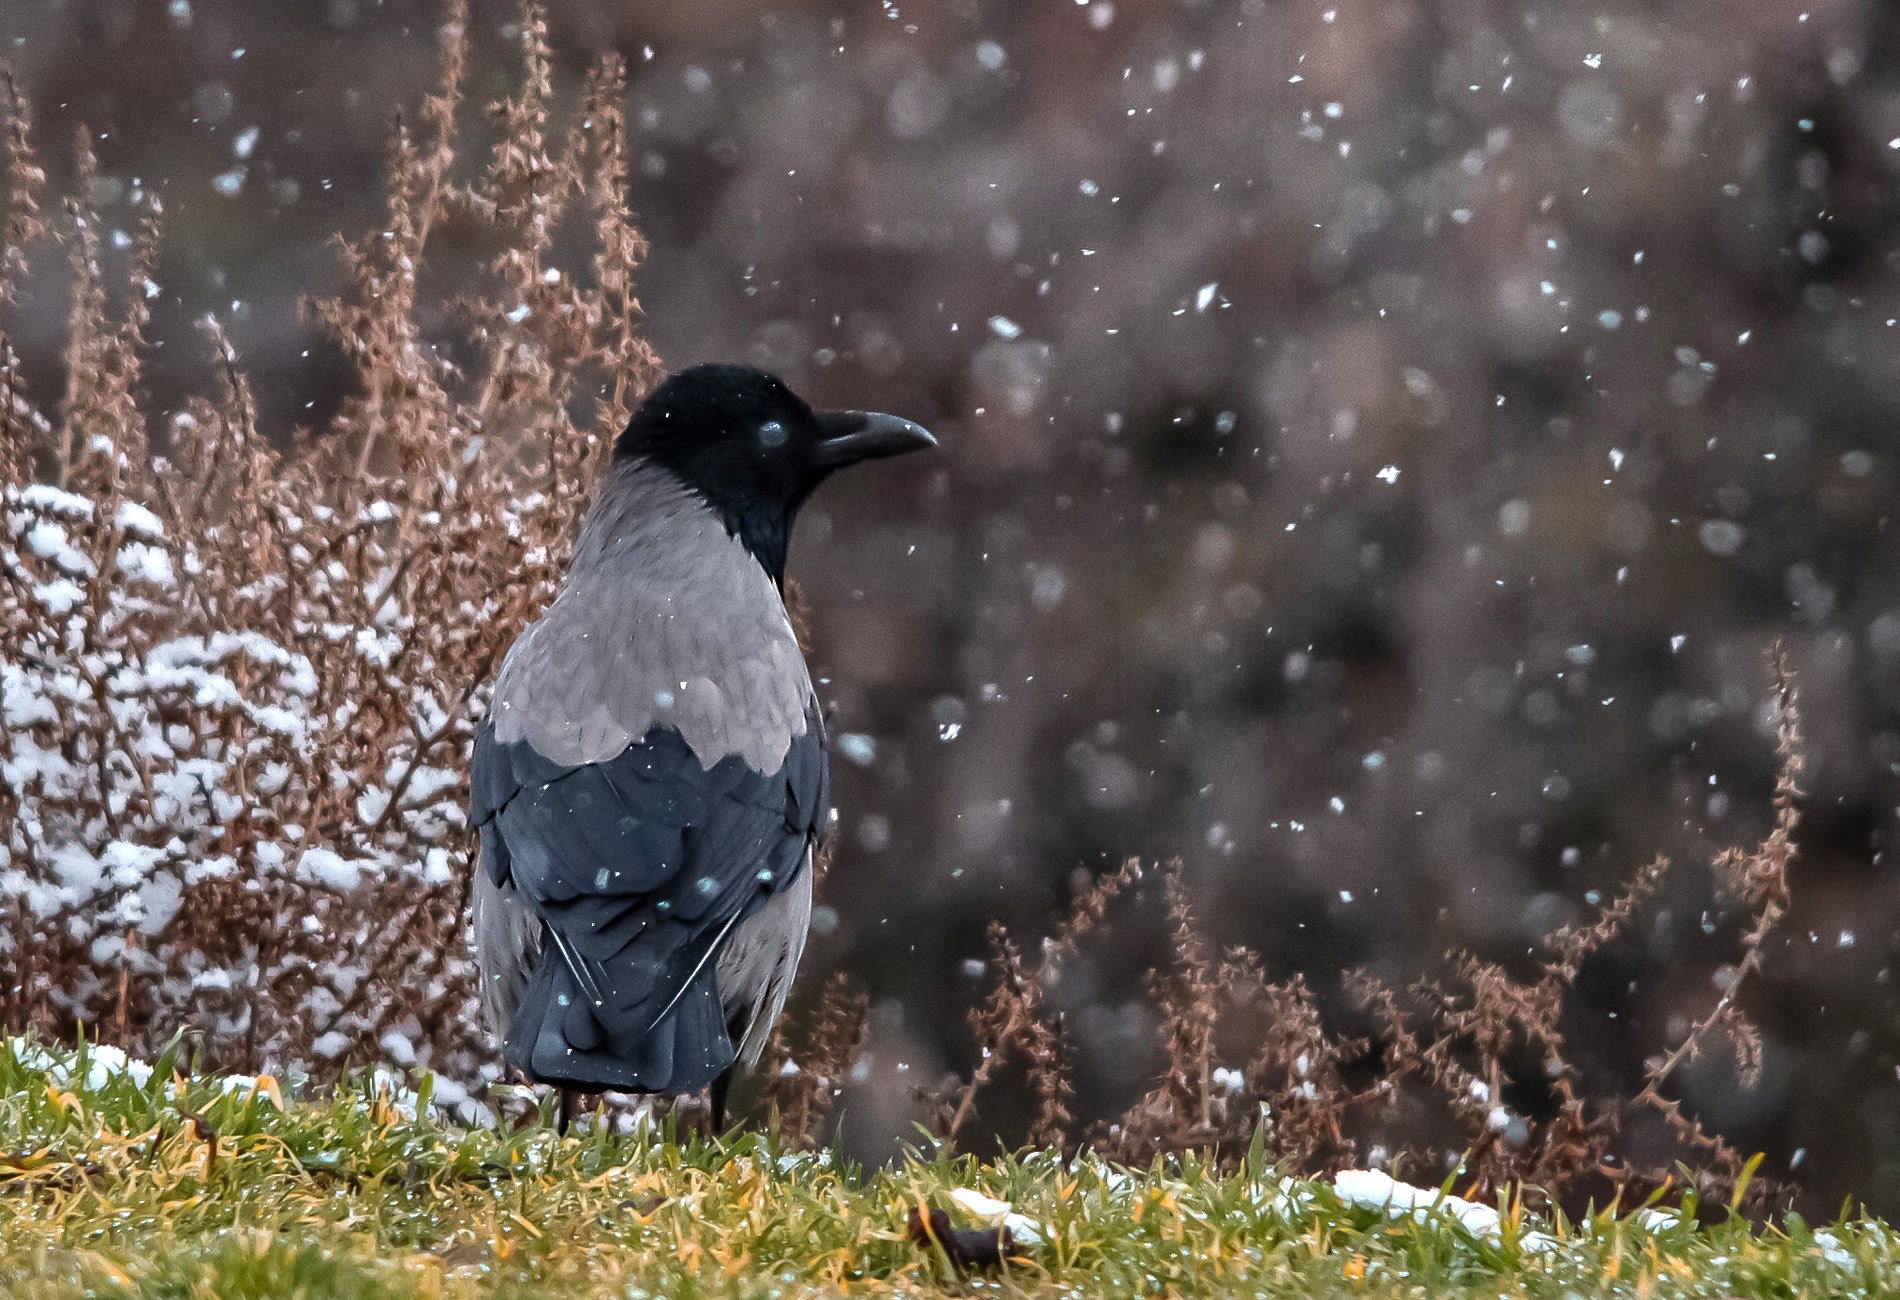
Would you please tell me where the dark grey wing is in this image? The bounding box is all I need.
[468,705,827,1094]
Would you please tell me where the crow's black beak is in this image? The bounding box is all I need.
[812,411,937,467]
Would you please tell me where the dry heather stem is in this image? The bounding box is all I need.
[1544,855,1670,985]
[940,924,1035,1144]
[766,972,869,1150]
[0,67,44,300]
[1635,647,1800,1123]
[933,863,1152,1149]
[1156,860,1220,1133]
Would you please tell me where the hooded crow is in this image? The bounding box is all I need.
[467,363,934,1123]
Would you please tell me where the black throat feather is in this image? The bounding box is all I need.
[708,496,793,588]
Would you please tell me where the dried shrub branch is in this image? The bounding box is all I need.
[0,67,43,301]
[766,973,870,1150]
[1629,647,1800,1191]
[0,0,662,1111]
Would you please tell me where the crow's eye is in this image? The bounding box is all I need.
[757,420,787,447]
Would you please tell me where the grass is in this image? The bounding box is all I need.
[0,1038,1891,1299]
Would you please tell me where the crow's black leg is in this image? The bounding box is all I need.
[557,1087,577,1135]
[709,1068,734,1137]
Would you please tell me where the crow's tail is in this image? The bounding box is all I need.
[503,947,733,1096]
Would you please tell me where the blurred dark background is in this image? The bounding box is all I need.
[5,0,1900,1211]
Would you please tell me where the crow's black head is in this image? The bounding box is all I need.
[616,363,935,582]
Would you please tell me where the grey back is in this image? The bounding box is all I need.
[489,460,815,773]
